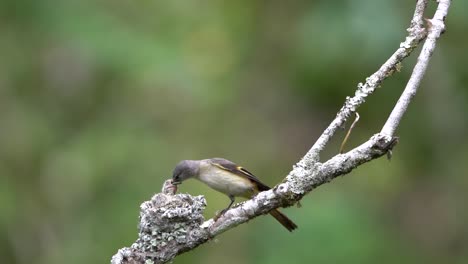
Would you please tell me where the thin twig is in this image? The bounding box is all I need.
[339,112,360,153]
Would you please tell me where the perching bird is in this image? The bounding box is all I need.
[171,158,297,232]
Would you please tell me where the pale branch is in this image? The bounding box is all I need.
[111,1,451,263]
[381,0,451,136]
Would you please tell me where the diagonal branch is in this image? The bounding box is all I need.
[381,0,450,136]
[111,1,451,263]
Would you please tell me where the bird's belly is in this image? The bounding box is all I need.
[197,167,254,197]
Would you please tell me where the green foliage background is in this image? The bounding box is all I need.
[1,1,467,263]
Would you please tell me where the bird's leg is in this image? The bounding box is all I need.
[214,195,235,221]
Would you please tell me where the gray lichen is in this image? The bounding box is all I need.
[111,193,208,264]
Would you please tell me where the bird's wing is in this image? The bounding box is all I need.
[209,158,270,191]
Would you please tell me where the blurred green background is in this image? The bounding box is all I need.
[1,0,467,263]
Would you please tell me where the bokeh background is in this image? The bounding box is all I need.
[1,0,467,263]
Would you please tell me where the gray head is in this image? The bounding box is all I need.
[172,160,200,185]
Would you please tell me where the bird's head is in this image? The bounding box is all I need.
[172,160,199,185]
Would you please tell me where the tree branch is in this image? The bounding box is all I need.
[111,1,451,263]
[381,0,450,136]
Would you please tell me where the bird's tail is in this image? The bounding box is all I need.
[269,209,297,232]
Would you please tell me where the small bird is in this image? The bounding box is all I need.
[161,179,178,195]
[172,158,297,232]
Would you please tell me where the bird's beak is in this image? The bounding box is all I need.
[172,180,181,185]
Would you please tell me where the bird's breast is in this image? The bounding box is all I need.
[197,163,255,197]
